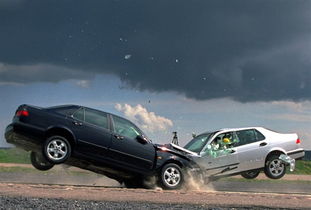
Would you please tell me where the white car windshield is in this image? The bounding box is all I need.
[183,133,215,153]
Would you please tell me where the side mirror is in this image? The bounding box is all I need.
[136,135,148,144]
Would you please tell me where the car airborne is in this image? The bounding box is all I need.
[5,104,305,190]
[179,127,305,180]
[5,104,195,189]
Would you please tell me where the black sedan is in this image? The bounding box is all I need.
[5,104,196,189]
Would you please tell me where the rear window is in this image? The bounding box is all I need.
[48,106,80,116]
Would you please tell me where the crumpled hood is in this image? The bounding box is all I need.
[156,143,199,157]
[170,143,199,156]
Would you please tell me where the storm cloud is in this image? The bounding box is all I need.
[0,0,311,102]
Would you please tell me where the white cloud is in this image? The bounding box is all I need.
[115,103,173,132]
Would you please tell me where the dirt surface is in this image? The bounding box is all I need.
[0,183,311,209]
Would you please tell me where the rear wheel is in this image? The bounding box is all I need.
[43,135,71,164]
[241,170,260,179]
[159,163,184,190]
[264,155,286,179]
[30,151,54,171]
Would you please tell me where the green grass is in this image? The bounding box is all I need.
[0,166,92,176]
[0,148,30,164]
[286,160,311,175]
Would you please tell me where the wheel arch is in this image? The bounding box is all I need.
[161,158,184,169]
[45,126,76,148]
[265,148,286,163]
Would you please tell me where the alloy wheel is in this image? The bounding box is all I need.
[269,159,285,176]
[163,166,181,187]
[46,139,68,161]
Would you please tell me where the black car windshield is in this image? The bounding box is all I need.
[183,133,215,153]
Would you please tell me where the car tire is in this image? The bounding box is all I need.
[159,163,184,190]
[43,135,71,164]
[30,151,54,171]
[264,154,286,179]
[241,170,260,179]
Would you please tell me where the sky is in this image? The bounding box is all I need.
[0,0,310,149]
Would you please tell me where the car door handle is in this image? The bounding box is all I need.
[230,149,236,153]
[114,135,124,140]
[72,121,83,126]
[259,142,267,147]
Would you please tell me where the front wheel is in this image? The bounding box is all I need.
[264,155,286,179]
[241,170,260,179]
[159,163,184,190]
[30,151,54,171]
[43,136,71,164]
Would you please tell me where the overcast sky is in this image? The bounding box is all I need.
[0,0,310,149]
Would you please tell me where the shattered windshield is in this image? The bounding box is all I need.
[183,133,214,153]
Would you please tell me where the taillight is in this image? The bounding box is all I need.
[16,110,29,117]
[296,138,301,144]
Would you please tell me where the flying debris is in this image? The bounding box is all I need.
[279,154,295,172]
[124,54,131,60]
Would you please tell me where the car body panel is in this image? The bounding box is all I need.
[5,104,190,182]
[183,127,305,178]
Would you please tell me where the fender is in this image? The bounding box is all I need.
[154,146,196,171]
[267,147,287,155]
[45,125,77,144]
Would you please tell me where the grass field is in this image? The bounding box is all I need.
[0,148,30,164]
[0,148,310,174]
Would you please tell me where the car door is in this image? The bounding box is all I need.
[108,115,156,172]
[195,131,240,176]
[69,107,112,159]
[234,129,268,171]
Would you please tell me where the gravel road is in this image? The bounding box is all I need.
[0,195,299,210]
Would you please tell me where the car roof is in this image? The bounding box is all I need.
[200,127,265,135]
[219,127,264,132]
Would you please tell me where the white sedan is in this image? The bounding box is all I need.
[175,127,305,180]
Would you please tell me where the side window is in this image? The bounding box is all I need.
[112,116,142,139]
[254,129,265,141]
[209,132,238,150]
[72,108,85,121]
[84,108,109,130]
[235,129,259,146]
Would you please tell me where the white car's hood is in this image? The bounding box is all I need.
[170,143,200,157]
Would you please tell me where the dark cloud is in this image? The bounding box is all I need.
[0,0,310,102]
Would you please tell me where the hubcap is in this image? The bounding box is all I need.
[46,139,68,161]
[269,159,284,176]
[163,167,181,187]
